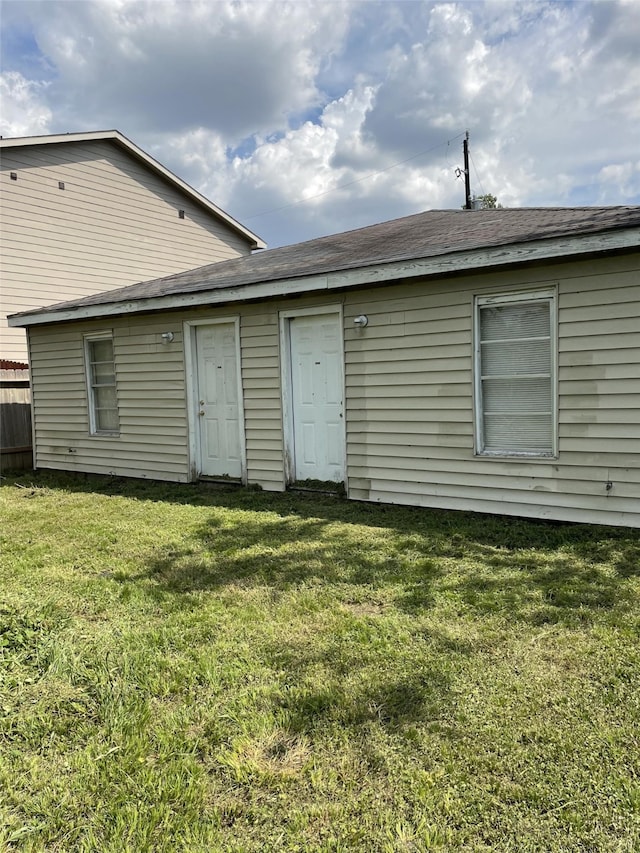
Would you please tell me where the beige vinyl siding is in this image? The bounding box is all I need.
[237,293,346,490]
[25,251,639,526]
[29,317,191,481]
[239,306,284,490]
[27,304,286,487]
[1,140,252,362]
[557,259,639,486]
[344,253,640,527]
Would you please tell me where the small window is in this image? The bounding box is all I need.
[475,290,556,457]
[85,334,119,434]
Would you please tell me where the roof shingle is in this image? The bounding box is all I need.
[10,206,640,320]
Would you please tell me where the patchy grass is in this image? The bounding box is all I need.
[1,471,639,852]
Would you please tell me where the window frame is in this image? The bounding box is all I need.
[473,288,558,459]
[84,331,120,436]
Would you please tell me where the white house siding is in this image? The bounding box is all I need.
[344,253,640,527]
[1,140,252,362]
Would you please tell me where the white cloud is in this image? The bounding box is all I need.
[206,85,383,243]
[597,161,640,203]
[150,128,231,204]
[211,82,464,245]
[0,71,52,137]
[1,0,638,247]
[11,0,352,142]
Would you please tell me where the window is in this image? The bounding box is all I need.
[85,334,119,434]
[475,290,556,457]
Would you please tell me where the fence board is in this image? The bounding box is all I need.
[1,369,33,472]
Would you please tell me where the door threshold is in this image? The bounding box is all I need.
[288,480,345,497]
[199,476,243,487]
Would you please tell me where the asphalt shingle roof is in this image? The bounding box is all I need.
[11,206,640,320]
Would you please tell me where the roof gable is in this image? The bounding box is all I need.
[0,130,265,250]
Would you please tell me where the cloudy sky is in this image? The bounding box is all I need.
[1,0,639,247]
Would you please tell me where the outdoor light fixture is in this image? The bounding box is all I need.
[353,315,369,327]
[160,331,175,343]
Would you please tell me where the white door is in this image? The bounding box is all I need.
[289,313,345,482]
[195,323,242,478]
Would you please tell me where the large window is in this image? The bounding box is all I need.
[85,333,119,434]
[475,290,556,457]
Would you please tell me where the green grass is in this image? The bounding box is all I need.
[1,471,639,852]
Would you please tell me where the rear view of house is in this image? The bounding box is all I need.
[9,206,640,527]
[0,130,264,363]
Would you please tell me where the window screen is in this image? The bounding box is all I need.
[86,336,119,434]
[476,293,555,456]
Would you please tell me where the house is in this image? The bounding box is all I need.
[8,206,640,527]
[0,130,265,363]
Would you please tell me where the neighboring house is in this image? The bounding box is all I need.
[9,206,640,527]
[0,130,265,363]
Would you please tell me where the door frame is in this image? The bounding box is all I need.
[279,304,347,487]
[183,317,246,483]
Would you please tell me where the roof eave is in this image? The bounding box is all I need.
[9,227,638,329]
[0,130,266,250]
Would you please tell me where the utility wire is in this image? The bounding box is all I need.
[242,130,467,220]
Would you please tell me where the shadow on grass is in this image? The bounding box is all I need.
[144,511,441,598]
[5,473,638,756]
[7,471,640,627]
[145,487,638,622]
[260,622,460,738]
[279,672,453,739]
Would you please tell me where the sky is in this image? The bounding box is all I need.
[1,0,639,249]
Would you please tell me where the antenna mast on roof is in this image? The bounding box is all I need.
[463,131,472,210]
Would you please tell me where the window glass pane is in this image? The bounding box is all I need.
[95,407,119,432]
[480,302,549,341]
[482,377,551,413]
[91,360,116,384]
[481,339,550,376]
[90,339,114,363]
[94,386,117,410]
[484,414,553,451]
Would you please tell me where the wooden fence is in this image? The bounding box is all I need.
[1,368,33,472]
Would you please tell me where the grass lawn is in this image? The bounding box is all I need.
[1,471,639,852]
